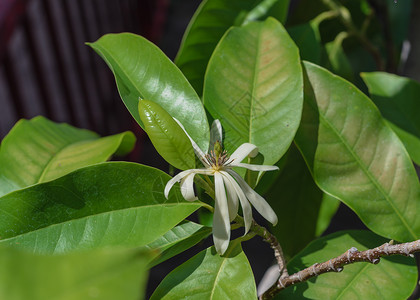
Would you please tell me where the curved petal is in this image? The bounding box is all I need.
[227,170,278,226]
[173,118,210,167]
[180,172,198,201]
[221,171,252,234]
[213,172,231,255]
[164,169,212,199]
[230,143,259,163]
[221,172,239,222]
[229,162,279,172]
[209,119,223,152]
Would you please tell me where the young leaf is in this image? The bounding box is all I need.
[175,0,290,95]
[88,33,209,151]
[204,17,303,166]
[0,116,135,197]
[277,231,417,299]
[146,221,212,267]
[138,100,195,170]
[0,162,202,253]
[0,245,155,300]
[150,240,257,299]
[295,62,420,242]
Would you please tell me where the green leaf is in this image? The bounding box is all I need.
[88,33,209,151]
[277,231,417,299]
[288,22,322,64]
[204,17,303,166]
[0,245,154,300]
[0,116,135,197]
[138,100,195,170]
[325,32,353,81]
[175,0,289,95]
[147,221,212,267]
[266,145,337,258]
[386,121,420,166]
[0,162,202,253]
[150,240,257,299]
[295,61,420,242]
[315,194,340,237]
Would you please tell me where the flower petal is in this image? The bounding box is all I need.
[229,162,279,172]
[180,172,198,201]
[209,119,223,152]
[227,170,278,226]
[221,171,252,234]
[213,172,231,255]
[164,169,212,199]
[173,118,210,167]
[230,143,259,163]
[221,173,239,222]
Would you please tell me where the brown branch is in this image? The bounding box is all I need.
[260,239,420,300]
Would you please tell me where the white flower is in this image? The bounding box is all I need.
[165,120,278,255]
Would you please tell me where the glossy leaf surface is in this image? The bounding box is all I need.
[138,100,195,170]
[151,240,257,299]
[0,162,202,253]
[89,33,209,151]
[296,62,420,242]
[175,0,289,95]
[147,221,212,267]
[204,18,302,166]
[0,116,135,197]
[0,246,154,300]
[277,231,417,299]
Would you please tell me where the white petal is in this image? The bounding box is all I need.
[229,162,279,172]
[227,170,278,226]
[173,118,210,167]
[213,172,231,255]
[221,173,239,222]
[164,169,213,199]
[180,172,198,201]
[209,119,223,152]
[221,171,252,234]
[230,143,259,163]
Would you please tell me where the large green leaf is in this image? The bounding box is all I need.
[0,162,202,253]
[277,231,417,299]
[295,61,420,242]
[0,116,135,197]
[88,33,209,151]
[147,221,212,267]
[266,145,338,258]
[361,72,420,165]
[150,240,257,299]
[138,100,195,170]
[175,0,289,95]
[0,245,154,300]
[204,17,302,166]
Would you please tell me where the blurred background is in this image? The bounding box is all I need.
[1,0,419,297]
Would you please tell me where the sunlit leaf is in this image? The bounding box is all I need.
[295,61,420,242]
[0,116,135,197]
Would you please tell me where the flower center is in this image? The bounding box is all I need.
[205,150,232,171]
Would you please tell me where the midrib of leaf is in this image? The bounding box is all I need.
[37,139,96,183]
[317,100,417,240]
[335,264,370,299]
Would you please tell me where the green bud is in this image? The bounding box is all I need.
[214,140,223,157]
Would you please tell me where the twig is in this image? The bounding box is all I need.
[260,239,420,300]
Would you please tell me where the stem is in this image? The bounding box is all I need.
[260,239,420,299]
[321,0,385,71]
[194,175,215,199]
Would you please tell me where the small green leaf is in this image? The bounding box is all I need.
[277,231,417,299]
[0,116,135,197]
[204,17,303,166]
[88,33,209,151]
[175,0,289,95]
[151,240,257,299]
[138,100,195,170]
[288,22,322,64]
[146,221,211,267]
[0,162,202,253]
[0,245,155,300]
[325,32,353,81]
[295,62,420,242]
